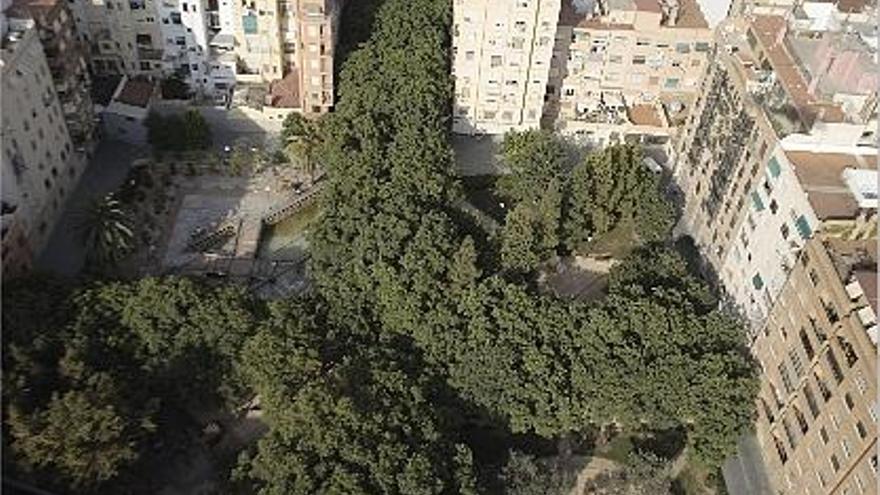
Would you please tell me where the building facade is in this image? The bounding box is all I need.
[673,10,877,332]
[451,0,560,134]
[10,0,97,152]
[229,0,344,114]
[751,237,877,495]
[548,0,712,152]
[2,14,82,276]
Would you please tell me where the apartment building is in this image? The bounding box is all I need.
[673,10,877,329]
[9,0,97,152]
[68,0,141,74]
[548,0,712,153]
[750,237,877,495]
[451,0,560,134]
[230,0,344,114]
[1,14,82,276]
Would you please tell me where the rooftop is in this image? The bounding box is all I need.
[9,0,59,17]
[627,103,667,127]
[559,0,707,29]
[785,150,876,220]
[751,15,846,125]
[825,237,878,301]
[114,79,154,107]
[268,70,300,108]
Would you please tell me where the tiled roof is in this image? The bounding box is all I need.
[785,151,874,220]
[115,79,154,108]
[627,104,666,127]
[751,15,845,125]
[268,70,301,108]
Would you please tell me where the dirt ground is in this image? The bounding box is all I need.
[542,255,618,302]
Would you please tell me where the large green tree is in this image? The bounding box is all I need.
[2,276,259,492]
[563,145,673,250]
[236,299,478,495]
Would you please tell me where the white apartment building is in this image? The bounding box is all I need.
[1,14,83,275]
[548,0,712,153]
[451,0,561,135]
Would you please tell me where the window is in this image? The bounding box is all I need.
[782,417,798,449]
[664,78,680,89]
[845,392,855,410]
[770,199,779,214]
[810,316,827,342]
[773,434,788,464]
[780,223,790,239]
[793,405,809,434]
[789,349,804,377]
[490,55,502,68]
[751,191,765,211]
[779,362,794,395]
[837,335,858,367]
[753,273,764,290]
[175,36,186,46]
[804,384,820,418]
[831,455,840,472]
[826,349,844,383]
[799,329,815,360]
[820,426,829,443]
[795,214,812,239]
[856,421,867,439]
[842,439,851,458]
[632,55,646,65]
[242,14,257,34]
[695,41,710,52]
[815,370,832,401]
[465,50,474,61]
[675,42,690,53]
[170,12,181,23]
[768,156,782,178]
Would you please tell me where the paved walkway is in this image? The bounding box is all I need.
[568,457,620,495]
[451,134,508,176]
[35,140,150,276]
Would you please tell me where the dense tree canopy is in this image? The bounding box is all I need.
[4,0,757,493]
[145,109,212,153]
[2,276,258,492]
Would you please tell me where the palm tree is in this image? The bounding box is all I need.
[71,193,135,271]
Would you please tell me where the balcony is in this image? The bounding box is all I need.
[138,46,164,61]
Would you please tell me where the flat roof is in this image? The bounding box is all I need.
[785,151,875,220]
[751,15,846,124]
[558,0,707,29]
[115,79,154,108]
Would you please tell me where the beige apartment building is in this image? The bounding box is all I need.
[751,236,877,495]
[451,0,560,134]
[672,11,876,324]
[232,0,344,114]
[2,14,82,276]
[548,0,712,152]
[10,0,97,152]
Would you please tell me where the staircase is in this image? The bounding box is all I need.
[262,185,322,226]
